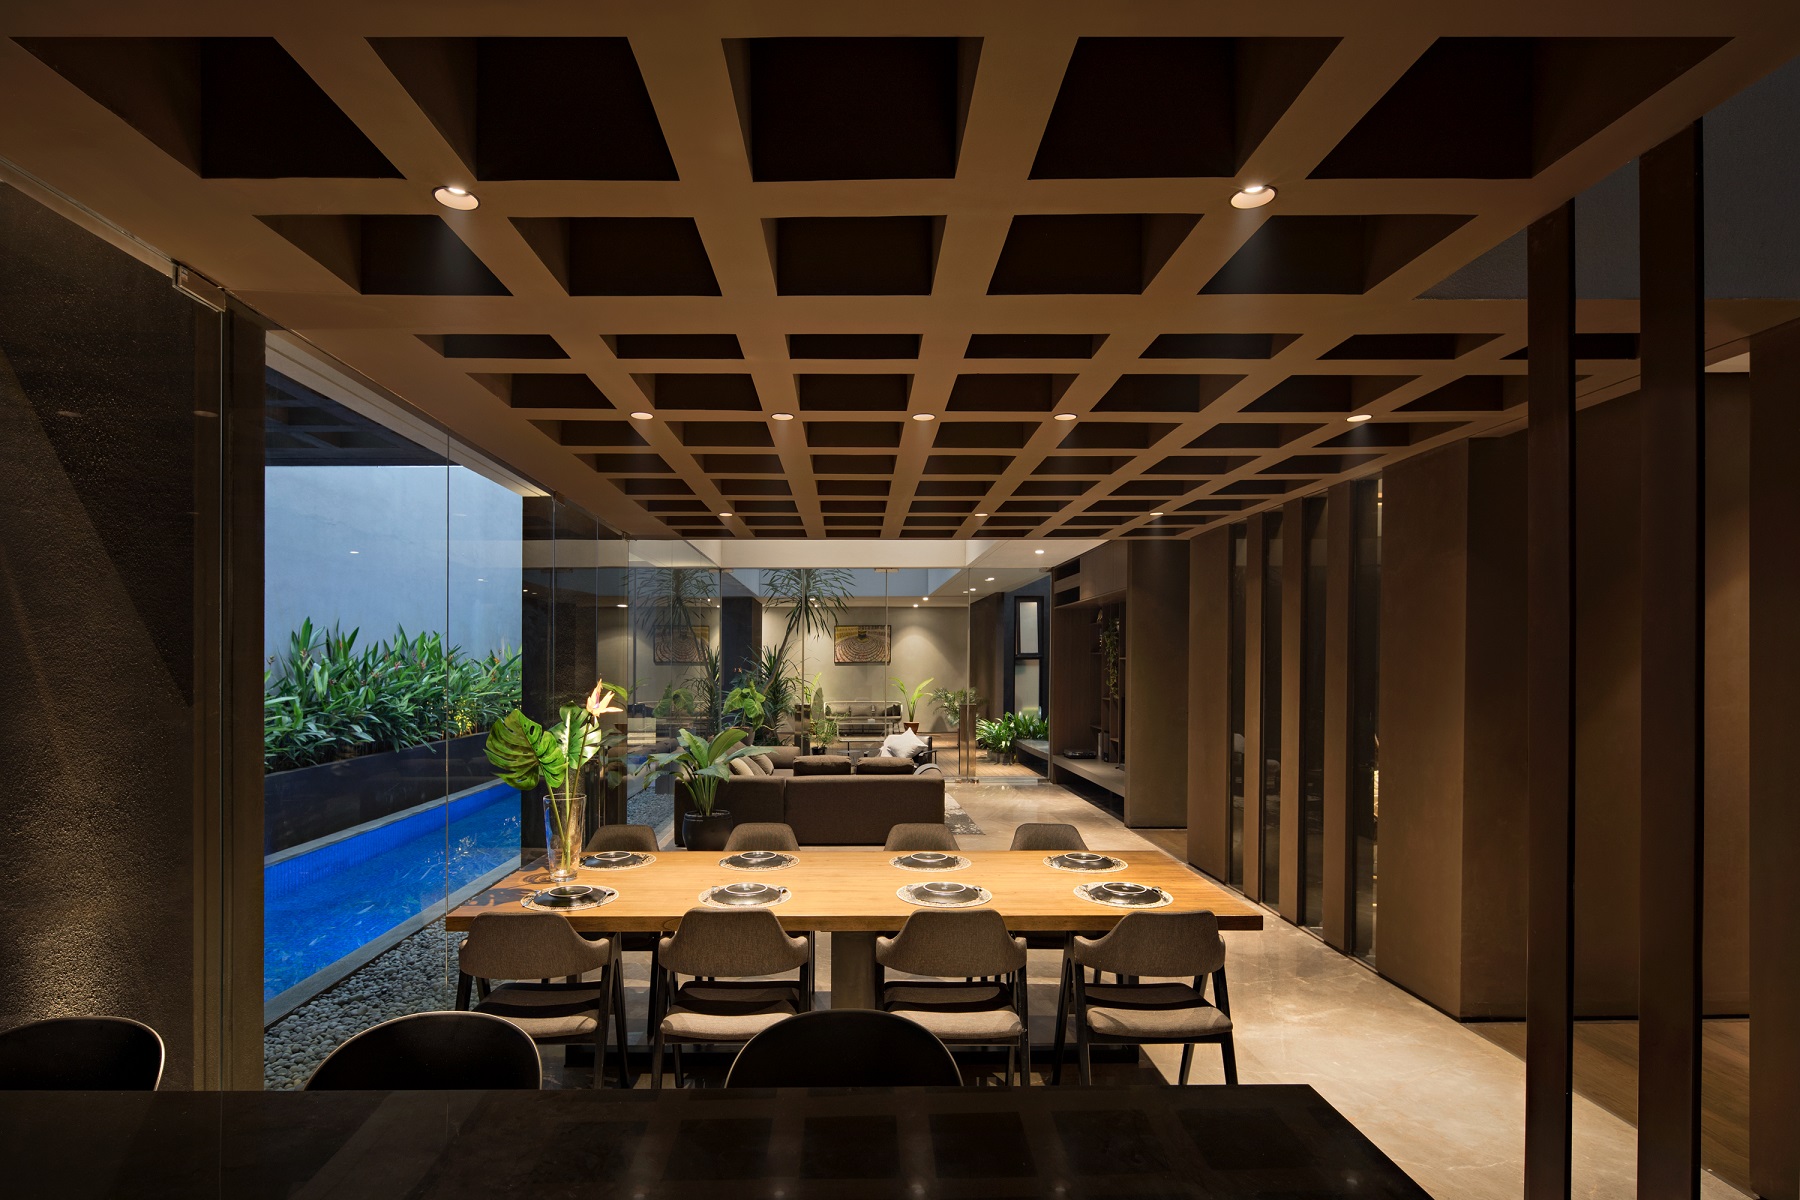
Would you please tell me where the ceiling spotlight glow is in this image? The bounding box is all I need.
[771,412,795,421]
[630,410,655,420]
[1150,512,1165,518]
[1034,549,1046,555]
[985,577,995,582]
[912,412,937,422]
[913,603,919,608]
[719,512,732,518]
[1346,413,1374,424]
[1230,184,1276,209]
[433,185,480,211]
[616,603,628,609]
[1053,412,1078,422]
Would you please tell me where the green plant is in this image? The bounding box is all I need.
[262,619,523,772]
[975,716,1011,755]
[742,646,798,743]
[806,682,837,746]
[928,686,981,730]
[1013,710,1050,740]
[722,680,767,731]
[485,680,628,871]
[644,727,758,817]
[760,567,856,668]
[890,676,935,724]
[653,683,694,719]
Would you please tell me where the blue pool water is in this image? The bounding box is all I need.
[264,784,522,1002]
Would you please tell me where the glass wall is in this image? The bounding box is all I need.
[1351,479,1383,962]
[1300,495,1329,932]
[1260,512,1284,906]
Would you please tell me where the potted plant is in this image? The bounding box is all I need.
[646,727,758,850]
[929,686,980,730]
[484,679,627,881]
[890,676,934,733]
[722,680,767,734]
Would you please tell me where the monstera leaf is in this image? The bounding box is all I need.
[485,709,566,792]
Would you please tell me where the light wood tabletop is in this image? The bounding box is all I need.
[445,849,1264,934]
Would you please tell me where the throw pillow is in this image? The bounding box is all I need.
[882,729,928,759]
[752,753,775,775]
[727,757,758,778]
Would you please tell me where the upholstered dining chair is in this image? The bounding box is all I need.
[723,822,801,852]
[1008,822,1088,852]
[652,907,813,1089]
[726,1009,961,1088]
[1052,909,1236,1087]
[584,823,659,853]
[581,823,662,1053]
[0,1016,165,1090]
[876,908,1030,1086]
[884,823,960,852]
[455,912,631,1088]
[306,1011,542,1090]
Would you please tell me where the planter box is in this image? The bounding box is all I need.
[263,734,493,855]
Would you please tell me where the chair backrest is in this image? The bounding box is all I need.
[1071,910,1226,979]
[584,823,658,853]
[724,822,800,851]
[726,1010,961,1088]
[0,1017,164,1090]
[458,912,612,982]
[876,908,1026,978]
[660,907,810,978]
[305,1011,542,1090]
[1008,822,1088,852]
[884,822,960,852]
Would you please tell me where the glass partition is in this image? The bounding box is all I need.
[1228,524,1247,888]
[1301,495,1329,932]
[1261,512,1284,906]
[1351,479,1383,962]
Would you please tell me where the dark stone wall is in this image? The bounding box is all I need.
[0,183,207,1085]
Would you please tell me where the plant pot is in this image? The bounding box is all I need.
[682,808,735,852]
[903,721,920,734]
[544,791,586,882]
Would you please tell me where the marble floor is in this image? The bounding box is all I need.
[574,772,1747,1200]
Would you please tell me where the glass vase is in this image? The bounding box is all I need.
[544,791,585,882]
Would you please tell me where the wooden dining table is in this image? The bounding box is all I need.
[446,849,1264,1007]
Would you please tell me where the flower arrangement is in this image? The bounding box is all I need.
[485,678,628,880]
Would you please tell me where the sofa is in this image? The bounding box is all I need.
[674,745,945,846]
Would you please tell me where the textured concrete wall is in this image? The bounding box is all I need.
[0,183,202,1084]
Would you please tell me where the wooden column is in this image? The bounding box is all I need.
[1525,200,1576,1200]
[1322,482,1355,950]
[1749,316,1800,1200]
[1637,122,1705,1200]
[1241,514,1267,905]
[1278,500,1304,925]
[1187,529,1232,879]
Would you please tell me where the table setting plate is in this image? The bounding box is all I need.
[580,850,655,870]
[897,880,992,908]
[890,852,971,872]
[700,882,791,908]
[719,851,798,871]
[522,884,617,911]
[1075,881,1173,908]
[1044,852,1126,873]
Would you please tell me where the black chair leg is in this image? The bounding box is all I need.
[673,1042,685,1089]
[1178,1043,1194,1086]
[611,963,634,1089]
[454,972,473,1011]
[1220,1034,1239,1085]
[1051,955,1071,1085]
[1073,971,1093,1086]
[592,964,614,1091]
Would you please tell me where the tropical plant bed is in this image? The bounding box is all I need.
[263,734,493,856]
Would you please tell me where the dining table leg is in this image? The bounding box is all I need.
[828,932,881,1009]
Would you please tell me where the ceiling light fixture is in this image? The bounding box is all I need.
[616,603,628,609]
[913,603,919,608]
[433,185,480,211]
[771,412,795,421]
[1054,413,1078,422]
[1346,413,1374,424]
[1150,512,1165,518]
[985,577,995,582]
[1230,183,1276,210]
[975,512,988,518]
[912,413,937,422]
[630,410,655,420]
[719,511,732,518]
[1034,549,1046,555]
[921,597,929,602]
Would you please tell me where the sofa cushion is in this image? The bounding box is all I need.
[793,754,853,776]
[728,757,759,778]
[854,756,916,776]
[749,753,776,775]
[781,775,945,845]
[764,745,801,770]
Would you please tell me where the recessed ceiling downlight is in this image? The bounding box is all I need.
[1346,413,1374,423]
[630,411,655,420]
[433,185,479,211]
[1034,549,1046,555]
[912,412,937,422]
[1230,184,1276,210]
[1053,413,1078,422]
[771,412,795,421]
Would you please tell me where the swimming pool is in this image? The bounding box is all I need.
[264,783,521,1004]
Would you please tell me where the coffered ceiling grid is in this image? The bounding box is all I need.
[4,2,1799,542]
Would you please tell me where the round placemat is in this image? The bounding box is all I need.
[1074,883,1174,909]
[889,853,972,872]
[581,852,656,870]
[896,883,993,908]
[1042,853,1127,873]
[698,885,792,909]
[718,852,798,872]
[521,885,617,912]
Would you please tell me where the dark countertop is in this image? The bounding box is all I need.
[0,1083,1428,1199]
